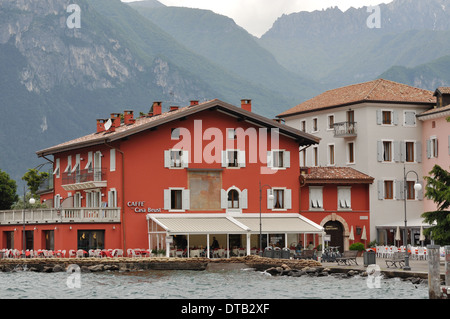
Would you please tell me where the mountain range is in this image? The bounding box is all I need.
[1,0,449,187]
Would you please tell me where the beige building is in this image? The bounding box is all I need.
[278,79,436,245]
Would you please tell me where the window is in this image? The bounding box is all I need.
[378,141,393,162]
[347,142,355,164]
[227,189,239,208]
[312,118,318,132]
[313,146,319,167]
[427,137,438,158]
[327,115,334,130]
[110,149,116,172]
[64,155,72,175]
[53,158,60,178]
[77,230,105,251]
[382,111,392,125]
[74,192,82,208]
[301,120,306,132]
[406,181,415,200]
[221,187,248,211]
[164,149,188,168]
[108,189,117,207]
[164,188,190,211]
[268,188,291,210]
[267,150,290,169]
[309,187,323,210]
[300,149,307,167]
[405,142,415,162]
[338,187,351,209]
[328,144,335,166]
[384,180,394,199]
[222,150,245,168]
[404,111,416,126]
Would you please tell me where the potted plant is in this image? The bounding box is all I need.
[157,249,166,257]
[349,242,365,257]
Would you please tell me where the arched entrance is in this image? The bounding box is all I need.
[323,221,344,253]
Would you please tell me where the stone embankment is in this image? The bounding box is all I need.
[0,255,320,273]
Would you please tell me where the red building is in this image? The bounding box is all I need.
[1,99,325,257]
[300,167,374,252]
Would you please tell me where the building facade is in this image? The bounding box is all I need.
[1,99,325,257]
[278,79,436,245]
[300,167,373,251]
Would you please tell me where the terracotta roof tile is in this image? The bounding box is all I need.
[304,167,374,184]
[278,79,435,118]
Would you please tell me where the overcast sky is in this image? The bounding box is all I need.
[123,0,393,37]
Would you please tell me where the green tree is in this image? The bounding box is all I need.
[22,168,49,198]
[0,169,19,210]
[421,165,450,245]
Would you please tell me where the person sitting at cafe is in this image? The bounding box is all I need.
[296,241,303,255]
[211,237,219,250]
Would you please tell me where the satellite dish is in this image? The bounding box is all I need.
[104,118,112,131]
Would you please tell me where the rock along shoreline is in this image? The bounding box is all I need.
[0,255,430,285]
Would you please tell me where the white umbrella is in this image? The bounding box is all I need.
[361,226,367,241]
[349,226,355,242]
[419,226,425,245]
[395,226,401,246]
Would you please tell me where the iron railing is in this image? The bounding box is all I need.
[333,121,357,137]
[62,168,105,185]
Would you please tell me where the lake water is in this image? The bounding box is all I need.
[0,268,428,300]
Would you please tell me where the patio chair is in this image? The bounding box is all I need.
[76,250,85,258]
[69,250,76,258]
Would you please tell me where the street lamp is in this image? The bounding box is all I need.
[259,182,274,255]
[402,165,422,271]
[23,193,36,258]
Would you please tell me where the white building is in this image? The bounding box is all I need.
[278,79,436,245]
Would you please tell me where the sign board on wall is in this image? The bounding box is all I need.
[127,201,161,213]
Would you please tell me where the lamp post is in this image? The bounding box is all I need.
[259,181,274,255]
[402,165,422,271]
[22,190,36,258]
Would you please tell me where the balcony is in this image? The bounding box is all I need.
[333,121,357,138]
[62,168,107,191]
[0,207,121,225]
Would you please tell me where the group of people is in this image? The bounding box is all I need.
[295,241,315,254]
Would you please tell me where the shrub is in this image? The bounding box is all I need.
[349,242,365,251]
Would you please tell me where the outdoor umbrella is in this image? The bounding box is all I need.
[419,226,425,246]
[349,226,355,242]
[361,226,367,246]
[395,226,401,246]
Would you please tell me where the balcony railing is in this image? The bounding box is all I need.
[333,121,357,137]
[62,168,107,190]
[0,207,121,225]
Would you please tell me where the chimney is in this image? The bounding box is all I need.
[124,110,135,125]
[170,106,179,112]
[152,101,162,116]
[190,100,199,106]
[241,99,252,112]
[110,113,121,128]
[97,119,106,133]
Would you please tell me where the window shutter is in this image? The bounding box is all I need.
[377,141,383,162]
[395,180,404,200]
[393,110,398,125]
[182,189,190,210]
[267,151,273,168]
[240,189,248,209]
[377,180,384,200]
[238,150,246,167]
[267,189,273,209]
[400,141,406,162]
[285,189,292,209]
[426,140,431,158]
[164,150,171,168]
[221,189,227,209]
[110,149,116,172]
[393,141,401,162]
[53,158,60,178]
[376,110,382,125]
[164,189,170,210]
[182,151,189,168]
[284,151,290,168]
[416,141,422,163]
[221,150,228,167]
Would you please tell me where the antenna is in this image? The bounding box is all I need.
[104,118,112,131]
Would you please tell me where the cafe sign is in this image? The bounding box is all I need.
[127,201,161,213]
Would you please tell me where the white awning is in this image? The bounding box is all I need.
[376,218,436,228]
[147,213,323,235]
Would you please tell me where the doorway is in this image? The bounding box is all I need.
[323,221,344,252]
